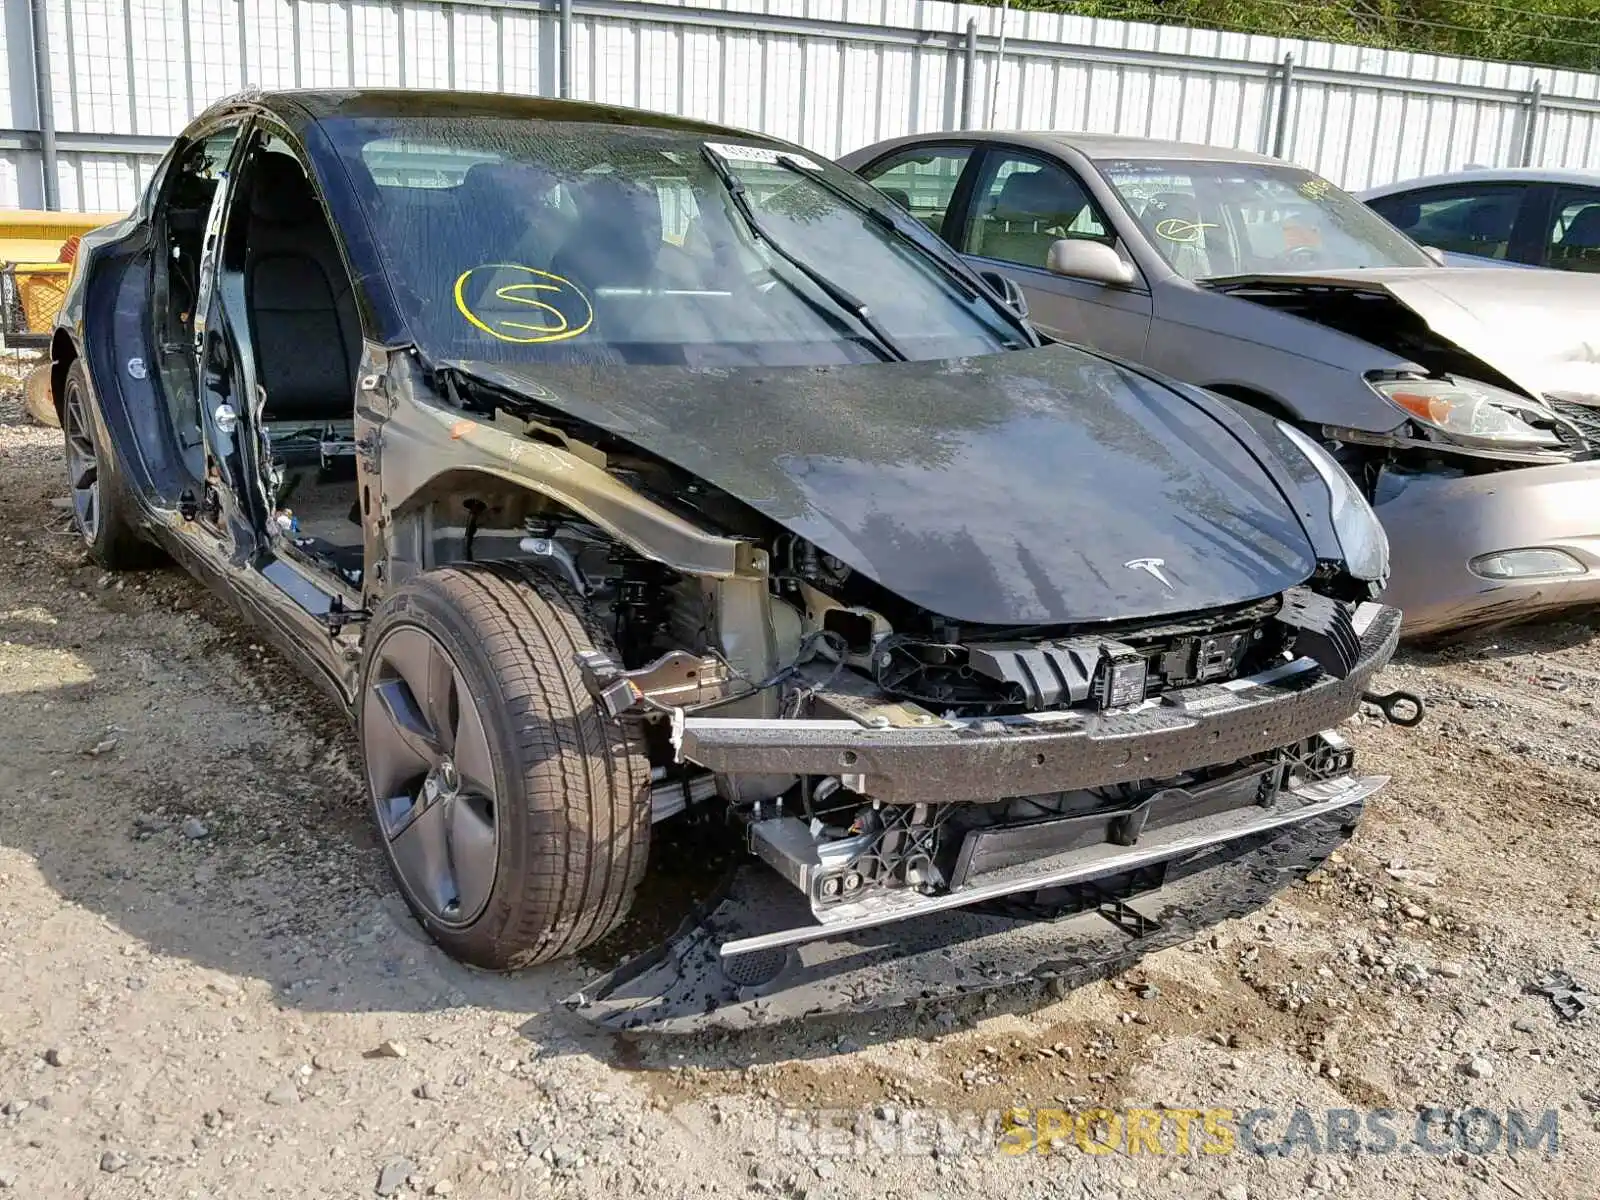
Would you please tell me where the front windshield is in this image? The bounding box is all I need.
[1098,158,1435,280]
[314,116,1026,366]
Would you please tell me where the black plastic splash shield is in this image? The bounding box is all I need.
[566,806,1362,1033]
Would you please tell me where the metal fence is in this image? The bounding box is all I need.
[4,0,1600,213]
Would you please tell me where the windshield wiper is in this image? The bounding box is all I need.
[699,145,907,362]
[769,153,1038,347]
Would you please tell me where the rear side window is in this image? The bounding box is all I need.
[857,146,972,237]
[1368,185,1525,261]
[360,138,502,188]
[1545,187,1600,272]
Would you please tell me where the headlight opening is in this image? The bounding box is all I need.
[1278,421,1391,585]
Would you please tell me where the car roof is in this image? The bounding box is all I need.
[1362,166,1600,197]
[194,87,766,143]
[873,129,1286,167]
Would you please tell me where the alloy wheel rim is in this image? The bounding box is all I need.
[63,389,99,541]
[362,626,500,928]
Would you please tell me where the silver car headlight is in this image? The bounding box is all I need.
[1277,422,1390,584]
[1368,376,1561,450]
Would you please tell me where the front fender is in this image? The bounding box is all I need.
[374,363,741,580]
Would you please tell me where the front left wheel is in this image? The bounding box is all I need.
[60,360,151,569]
[357,562,651,969]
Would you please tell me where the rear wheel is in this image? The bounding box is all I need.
[60,360,150,569]
[358,562,651,968]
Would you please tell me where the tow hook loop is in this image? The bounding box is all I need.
[1362,689,1424,727]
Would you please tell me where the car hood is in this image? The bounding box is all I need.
[447,348,1318,626]
[1206,267,1600,403]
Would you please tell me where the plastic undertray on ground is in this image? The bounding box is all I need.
[568,793,1371,1034]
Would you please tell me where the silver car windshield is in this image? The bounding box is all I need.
[1099,158,1435,280]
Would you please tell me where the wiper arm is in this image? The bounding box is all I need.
[770,153,1038,347]
[699,145,907,363]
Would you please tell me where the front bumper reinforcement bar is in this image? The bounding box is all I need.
[671,603,1401,804]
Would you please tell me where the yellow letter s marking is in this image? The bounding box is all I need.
[454,264,594,345]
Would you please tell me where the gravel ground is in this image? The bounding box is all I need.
[3,359,1600,1199]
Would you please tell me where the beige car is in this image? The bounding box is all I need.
[842,132,1600,637]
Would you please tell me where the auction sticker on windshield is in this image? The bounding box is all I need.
[704,141,822,170]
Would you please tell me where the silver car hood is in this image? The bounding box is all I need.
[1208,267,1600,403]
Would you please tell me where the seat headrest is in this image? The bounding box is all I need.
[993,170,1081,221]
[249,154,321,224]
[877,187,912,211]
[552,178,663,287]
[1563,205,1600,248]
[460,161,555,203]
[1461,201,1509,237]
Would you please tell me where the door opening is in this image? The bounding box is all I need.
[225,137,365,589]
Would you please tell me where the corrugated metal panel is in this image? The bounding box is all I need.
[0,153,19,207]
[5,0,1600,212]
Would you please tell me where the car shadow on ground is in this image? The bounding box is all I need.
[0,579,1082,1069]
[0,558,940,1070]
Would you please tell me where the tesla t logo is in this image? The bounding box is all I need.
[1125,557,1175,592]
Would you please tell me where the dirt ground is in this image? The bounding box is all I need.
[3,359,1600,1200]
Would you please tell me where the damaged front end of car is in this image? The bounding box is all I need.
[572,597,1401,1031]
[355,341,1416,1032]
[570,594,1399,1031]
[1207,271,1600,636]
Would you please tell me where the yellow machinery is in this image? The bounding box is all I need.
[0,209,124,425]
[1,209,123,342]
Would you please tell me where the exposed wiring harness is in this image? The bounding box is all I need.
[640,629,850,721]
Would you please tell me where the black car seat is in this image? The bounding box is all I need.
[452,162,573,310]
[545,177,665,344]
[1458,199,1513,259]
[461,162,569,263]
[243,153,360,423]
[1553,205,1600,271]
[550,177,663,287]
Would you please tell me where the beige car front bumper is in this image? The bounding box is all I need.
[1376,459,1600,637]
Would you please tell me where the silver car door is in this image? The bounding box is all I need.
[957,146,1151,357]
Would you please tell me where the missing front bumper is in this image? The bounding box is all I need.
[568,769,1382,1032]
[733,768,1382,958]
[672,602,1401,804]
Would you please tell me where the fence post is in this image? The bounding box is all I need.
[1271,52,1294,160]
[559,0,574,99]
[1521,79,1543,167]
[29,0,58,210]
[961,19,977,129]
[988,0,1011,127]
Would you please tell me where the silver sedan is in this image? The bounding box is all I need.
[841,131,1600,638]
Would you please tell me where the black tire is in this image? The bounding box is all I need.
[60,359,152,569]
[358,561,651,969]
